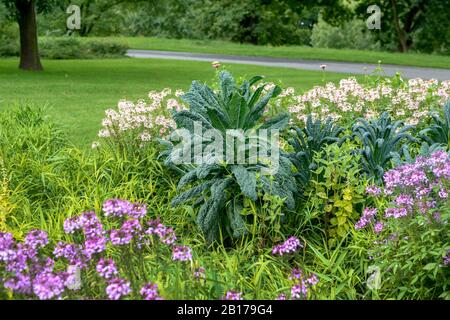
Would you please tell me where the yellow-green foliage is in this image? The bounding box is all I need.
[0,158,15,234]
[307,141,366,247]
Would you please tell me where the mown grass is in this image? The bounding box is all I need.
[0,58,354,148]
[83,36,450,69]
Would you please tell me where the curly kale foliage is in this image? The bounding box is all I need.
[286,115,344,191]
[161,71,296,243]
[420,100,450,148]
[352,112,416,182]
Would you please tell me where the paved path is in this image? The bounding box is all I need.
[127,49,450,81]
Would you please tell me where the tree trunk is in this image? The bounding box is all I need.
[390,0,409,52]
[16,0,43,71]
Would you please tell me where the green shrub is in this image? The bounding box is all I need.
[84,39,128,58]
[311,16,380,51]
[39,37,128,59]
[307,141,366,247]
[40,37,83,59]
[0,22,19,57]
[1,35,129,59]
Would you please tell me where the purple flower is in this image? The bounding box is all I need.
[108,219,142,246]
[63,217,82,234]
[140,283,163,300]
[384,207,408,219]
[444,250,450,266]
[83,223,104,239]
[32,272,65,300]
[276,293,287,300]
[416,186,432,199]
[223,290,243,300]
[272,236,303,256]
[366,185,381,196]
[172,245,192,262]
[395,194,414,207]
[129,203,147,219]
[382,152,449,203]
[407,170,428,186]
[0,232,15,262]
[54,242,83,266]
[5,246,28,273]
[355,208,377,230]
[83,236,107,259]
[121,219,142,236]
[110,229,133,246]
[145,219,162,235]
[289,268,302,280]
[80,211,101,228]
[79,212,104,238]
[4,273,32,295]
[96,258,119,279]
[374,221,384,233]
[432,211,442,222]
[306,274,319,286]
[158,226,177,245]
[0,232,14,249]
[24,230,48,249]
[418,200,437,214]
[103,199,131,217]
[194,267,206,280]
[103,199,135,218]
[106,278,131,300]
[146,220,177,245]
[291,282,308,299]
[37,257,55,274]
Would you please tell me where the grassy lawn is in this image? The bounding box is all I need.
[0,58,353,148]
[83,36,450,69]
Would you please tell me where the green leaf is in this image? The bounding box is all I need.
[228,201,247,237]
[231,165,257,201]
[337,216,347,226]
[177,169,198,190]
[260,113,290,131]
[196,163,218,179]
[423,263,437,270]
[219,71,236,105]
[171,180,217,206]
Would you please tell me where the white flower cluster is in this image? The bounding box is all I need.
[95,88,186,149]
[92,77,450,150]
[288,77,450,126]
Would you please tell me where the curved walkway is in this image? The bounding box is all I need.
[127,49,450,81]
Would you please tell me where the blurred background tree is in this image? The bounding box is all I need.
[354,0,450,54]
[1,0,448,59]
